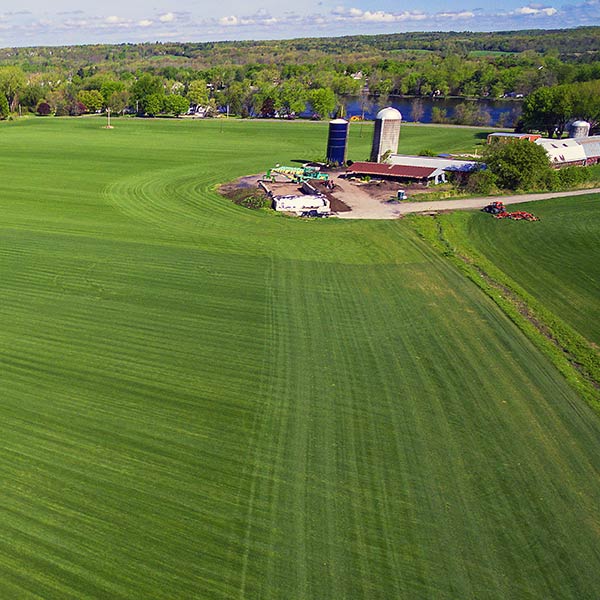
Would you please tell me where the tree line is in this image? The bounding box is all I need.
[0,28,599,122]
[520,80,600,137]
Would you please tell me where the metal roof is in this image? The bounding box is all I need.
[488,132,531,137]
[535,138,587,164]
[389,154,481,172]
[346,162,439,179]
[580,141,600,159]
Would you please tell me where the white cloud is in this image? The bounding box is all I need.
[438,10,476,18]
[513,5,558,15]
[219,15,240,26]
[0,1,595,47]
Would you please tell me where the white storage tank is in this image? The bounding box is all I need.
[569,120,590,139]
[370,107,402,163]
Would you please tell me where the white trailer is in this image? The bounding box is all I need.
[272,194,330,216]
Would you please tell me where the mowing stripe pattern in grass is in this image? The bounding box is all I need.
[0,118,599,599]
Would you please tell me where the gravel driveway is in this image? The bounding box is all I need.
[333,180,600,219]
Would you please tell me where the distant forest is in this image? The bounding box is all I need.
[0,27,599,126]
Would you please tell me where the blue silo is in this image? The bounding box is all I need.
[327,119,349,165]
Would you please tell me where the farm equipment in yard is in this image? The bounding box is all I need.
[482,201,539,221]
[482,201,506,214]
[502,210,539,221]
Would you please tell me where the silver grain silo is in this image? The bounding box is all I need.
[370,107,402,163]
[327,119,349,165]
[569,120,591,139]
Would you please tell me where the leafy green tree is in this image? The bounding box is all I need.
[309,88,335,119]
[483,139,551,191]
[131,74,164,113]
[252,83,280,117]
[331,74,362,97]
[107,90,130,114]
[164,94,189,117]
[20,84,45,111]
[0,94,9,119]
[522,85,572,138]
[144,94,165,116]
[570,80,600,131]
[278,79,307,116]
[100,80,125,105]
[187,79,209,106]
[0,67,25,110]
[77,90,104,113]
[431,107,449,123]
[215,80,252,117]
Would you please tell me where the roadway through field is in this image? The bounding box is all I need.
[335,184,600,218]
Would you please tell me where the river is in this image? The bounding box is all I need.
[302,96,522,127]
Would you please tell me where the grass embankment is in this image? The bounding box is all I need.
[468,194,600,345]
[1,117,600,599]
[407,197,600,411]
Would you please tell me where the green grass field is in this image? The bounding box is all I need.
[466,195,600,346]
[1,117,600,599]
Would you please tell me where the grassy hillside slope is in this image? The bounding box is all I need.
[0,117,599,599]
[466,195,600,346]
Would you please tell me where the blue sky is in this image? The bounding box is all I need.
[0,0,598,47]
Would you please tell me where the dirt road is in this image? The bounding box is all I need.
[334,184,600,219]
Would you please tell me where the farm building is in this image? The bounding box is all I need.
[576,135,600,165]
[487,132,541,144]
[535,138,587,167]
[389,155,481,173]
[346,161,446,185]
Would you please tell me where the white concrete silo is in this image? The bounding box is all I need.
[370,107,402,163]
[569,120,591,139]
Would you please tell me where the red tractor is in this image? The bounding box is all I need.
[482,201,506,215]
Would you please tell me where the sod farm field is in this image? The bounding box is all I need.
[1,117,600,599]
[466,195,600,346]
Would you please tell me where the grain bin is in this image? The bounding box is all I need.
[569,120,590,139]
[327,119,349,165]
[370,107,402,163]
